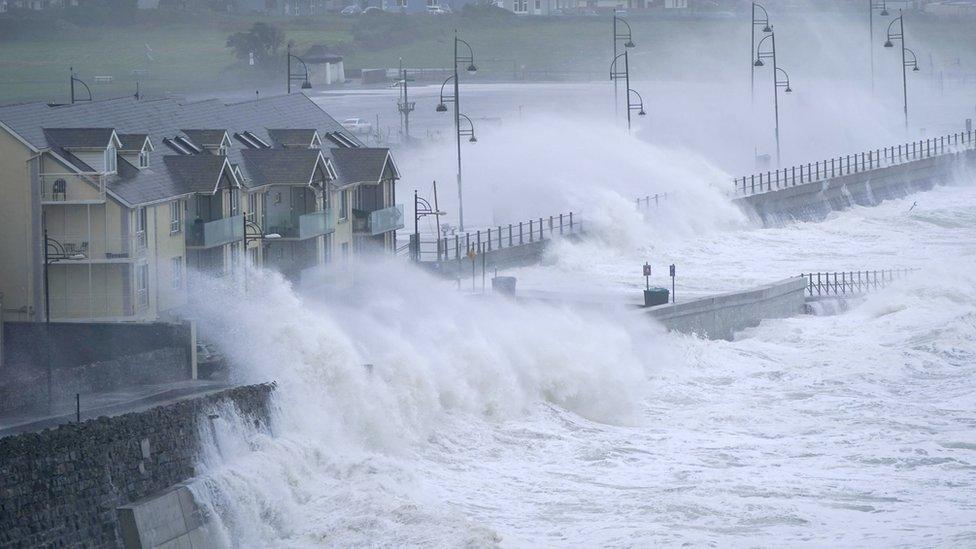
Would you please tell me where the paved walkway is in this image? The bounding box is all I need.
[0,380,232,438]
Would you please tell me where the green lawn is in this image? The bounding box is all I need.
[0,10,973,104]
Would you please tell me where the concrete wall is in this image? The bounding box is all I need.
[735,149,976,226]
[647,277,807,340]
[0,383,274,549]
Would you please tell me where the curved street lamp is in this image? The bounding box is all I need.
[883,10,917,130]
[627,88,646,132]
[434,30,477,231]
[755,30,792,166]
[243,216,280,293]
[69,67,93,105]
[751,2,772,105]
[612,8,636,117]
[286,43,312,94]
[869,0,889,93]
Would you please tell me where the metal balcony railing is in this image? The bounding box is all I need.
[45,233,147,261]
[185,214,244,248]
[368,204,404,235]
[40,172,106,204]
[269,210,335,239]
[801,269,918,297]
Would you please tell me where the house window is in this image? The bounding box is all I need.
[104,145,117,174]
[218,145,227,156]
[171,257,183,289]
[426,0,437,6]
[534,0,540,9]
[247,192,258,221]
[230,189,240,216]
[396,0,405,6]
[136,265,149,309]
[170,201,182,233]
[339,190,347,220]
[138,149,149,168]
[136,207,148,248]
[514,0,527,12]
[273,192,282,204]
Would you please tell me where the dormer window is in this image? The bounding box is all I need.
[104,145,117,174]
[138,149,149,168]
[218,145,227,156]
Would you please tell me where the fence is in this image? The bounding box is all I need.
[801,268,918,297]
[635,192,669,211]
[408,212,582,262]
[734,130,976,196]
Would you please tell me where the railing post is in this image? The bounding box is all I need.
[455,234,460,260]
[559,213,564,235]
[569,212,574,231]
[487,228,491,251]
[519,222,524,245]
[476,230,481,252]
[508,224,513,247]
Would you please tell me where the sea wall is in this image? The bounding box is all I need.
[647,277,807,340]
[735,148,976,225]
[0,383,274,549]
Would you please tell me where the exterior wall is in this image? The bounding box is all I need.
[0,383,275,549]
[0,126,36,321]
[151,200,188,316]
[331,186,354,262]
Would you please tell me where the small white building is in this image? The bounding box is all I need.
[303,45,345,86]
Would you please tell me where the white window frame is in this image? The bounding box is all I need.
[136,265,149,309]
[136,207,148,248]
[138,149,149,168]
[170,201,182,234]
[171,257,183,289]
[339,189,348,220]
[514,0,527,13]
[104,145,117,174]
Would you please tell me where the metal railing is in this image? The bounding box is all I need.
[40,172,106,204]
[635,192,669,211]
[409,211,582,262]
[186,214,245,248]
[44,233,147,261]
[801,268,918,297]
[734,130,976,196]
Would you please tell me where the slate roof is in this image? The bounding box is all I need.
[117,133,148,151]
[42,128,115,149]
[267,129,317,148]
[0,94,370,206]
[328,148,397,188]
[241,149,325,187]
[163,155,237,194]
[303,45,343,64]
[181,129,227,147]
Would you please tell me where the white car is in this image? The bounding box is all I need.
[426,5,450,14]
[342,118,373,134]
[340,5,361,15]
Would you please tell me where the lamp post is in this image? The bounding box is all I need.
[286,43,312,94]
[243,216,280,293]
[755,30,793,167]
[627,88,647,132]
[69,67,92,105]
[751,3,772,106]
[884,10,917,130]
[395,58,415,143]
[435,30,477,232]
[611,8,635,117]
[43,229,86,412]
[412,187,445,262]
[869,0,889,94]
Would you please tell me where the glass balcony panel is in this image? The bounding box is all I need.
[298,210,335,239]
[186,215,244,248]
[369,205,405,235]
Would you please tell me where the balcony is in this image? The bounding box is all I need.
[185,214,244,248]
[45,233,147,263]
[368,204,404,235]
[40,173,106,204]
[268,210,335,240]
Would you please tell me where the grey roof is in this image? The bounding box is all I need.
[267,129,317,148]
[117,133,148,151]
[163,155,236,194]
[181,129,227,147]
[43,128,115,149]
[0,94,369,206]
[303,45,343,64]
[241,149,325,187]
[328,148,397,188]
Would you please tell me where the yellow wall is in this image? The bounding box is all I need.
[0,127,35,320]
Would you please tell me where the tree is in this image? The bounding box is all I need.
[226,23,284,67]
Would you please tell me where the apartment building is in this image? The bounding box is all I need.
[0,94,402,323]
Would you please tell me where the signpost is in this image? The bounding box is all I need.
[669,264,676,303]
[643,262,651,290]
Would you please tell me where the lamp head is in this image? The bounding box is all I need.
[763,25,772,33]
[625,40,635,48]
[754,59,764,67]
[469,135,477,143]
[880,8,889,16]
[638,109,646,116]
[301,80,312,90]
[466,64,477,74]
[436,103,448,113]
[785,86,792,93]
[884,40,894,48]
[912,65,919,72]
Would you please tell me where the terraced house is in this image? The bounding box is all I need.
[0,94,403,323]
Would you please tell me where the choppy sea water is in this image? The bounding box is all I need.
[187,182,976,547]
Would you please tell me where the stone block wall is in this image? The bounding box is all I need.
[0,383,274,548]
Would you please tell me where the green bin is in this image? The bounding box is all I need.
[644,287,669,307]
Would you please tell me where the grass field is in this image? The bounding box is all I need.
[0,8,973,104]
